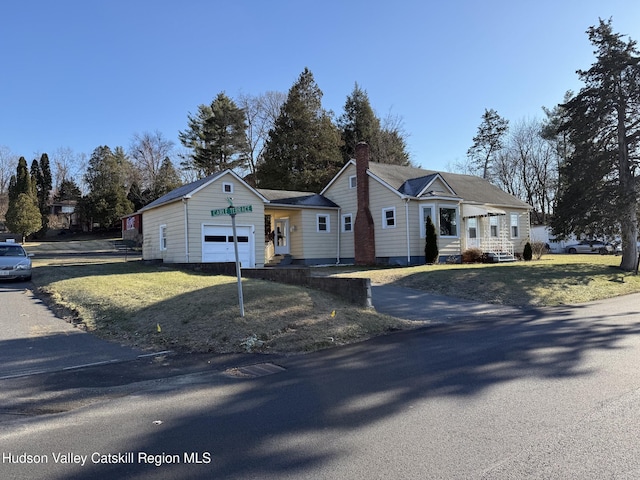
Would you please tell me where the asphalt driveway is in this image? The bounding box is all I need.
[0,281,153,380]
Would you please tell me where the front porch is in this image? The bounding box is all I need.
[464,213,516,262]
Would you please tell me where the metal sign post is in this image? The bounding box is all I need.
[229,209,245,317]
[210,198,254,317]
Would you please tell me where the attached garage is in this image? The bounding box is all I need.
[202,225,254,267]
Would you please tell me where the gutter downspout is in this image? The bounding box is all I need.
[336,207,341,265]
[405,198,411,265]
[182,197,190,263]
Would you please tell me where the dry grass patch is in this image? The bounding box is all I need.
[327,255,640,306]
[31,258,418,354]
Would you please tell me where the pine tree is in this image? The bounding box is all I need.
[83,146,134,228]
[338,83,381,163]
[257,68,343,192]
[467,109,509,180]
[553,19,640,271]
[6,157,40,241]
[179,93,248,177]
[338,84,411,165]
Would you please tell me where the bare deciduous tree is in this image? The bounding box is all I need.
[238,91,286,184]
[129,131,175,191]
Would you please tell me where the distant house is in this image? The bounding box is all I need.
[138,144,531,266]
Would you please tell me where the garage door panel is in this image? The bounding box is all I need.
[202,226,253,266]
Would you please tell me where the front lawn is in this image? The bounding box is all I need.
[27,253,640,355]
[30,257,417,354]
[329,254,640,306]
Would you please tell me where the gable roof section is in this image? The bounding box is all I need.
[139,170,268,212]
[320,159,355,195]
[259,189,339,208]
[438,172,530,208]
[362,162,530,208]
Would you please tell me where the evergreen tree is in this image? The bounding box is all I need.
[154,157,182,198]
[467,109,509,179]
[29,154,52,235]
[424,216,439,264]
[5,193,41,242]
[553,19,640,271]
[83,146,134,228]
[179,93,248,177]
[338,83,381,163]
[338,84,411,165]
[6,157,40,241]
[9,157,32,201]
[257,68,343,191]
[53,178,82,202]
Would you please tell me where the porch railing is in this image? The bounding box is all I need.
[480,236,514,258]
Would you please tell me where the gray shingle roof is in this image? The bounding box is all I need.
[258,189,339,208]
[140,172,225,211]
[368,162,530,208]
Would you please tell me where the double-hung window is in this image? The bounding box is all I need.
[490,216,499,237]
[342,214,353,233]
[420,205,434,238]
[510,213,519,238]
[317,214,330,233]
[159,225,167,251]
[382,207,396,229]
[467,217,477,239]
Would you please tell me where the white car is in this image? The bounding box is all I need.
[0,242,32,281]
[564,240,613,254]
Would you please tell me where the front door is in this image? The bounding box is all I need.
[274,218,289,255]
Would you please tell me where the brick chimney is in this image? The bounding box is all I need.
[354,142,375,265]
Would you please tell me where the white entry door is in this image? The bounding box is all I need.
[274,218,289,255]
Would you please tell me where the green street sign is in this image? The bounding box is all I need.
[210,205,253,217]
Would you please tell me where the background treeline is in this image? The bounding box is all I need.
[0,68,411,235]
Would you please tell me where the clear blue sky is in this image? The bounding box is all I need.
[2,0,639,173]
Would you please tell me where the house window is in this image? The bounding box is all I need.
[510,213,519,238]
[317,214,330,233]
[490,216,499,237]
[222,182,234,194]
[159,225,167,251]
[439,207,458,237]
[382,207,396,229]
[420,205,434,237]
[467,217,477,239]
[342,214,353,232]
[349,175,357,189]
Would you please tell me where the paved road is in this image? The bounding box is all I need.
[3,288,640,479]
[0,281,151,380]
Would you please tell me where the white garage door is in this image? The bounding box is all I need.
[202,226,254,267]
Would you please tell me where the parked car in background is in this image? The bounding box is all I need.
[564,240,613,255]
[0,242,32,280]
[613,241,640,255]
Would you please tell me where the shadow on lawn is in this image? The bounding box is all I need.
[6,291,640,480]
[393,262,630,306]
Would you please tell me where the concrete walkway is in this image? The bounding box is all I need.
[371,284,535,324]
